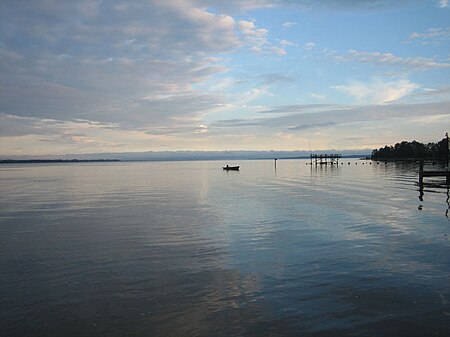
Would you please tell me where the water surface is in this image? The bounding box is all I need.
[1,160,449,336]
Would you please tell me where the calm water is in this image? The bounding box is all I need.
[1,160,449,336]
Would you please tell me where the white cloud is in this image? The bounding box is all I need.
[304,42,316,50]
[282,22,297,28]
[407,28,450,45]
[214,101,450,134]
[342,50,450,70]
[411,85,450,102]
[237,19,286,54]
[310,93,326,101]
[438,0,449,8]
[193,0,274,13]
[333,79,420,104]
[280,39,295,46]
[195,0,419,12]
[0,0,284,139]
[268,46,287,55]
[409,28,449,39]
[235,86,271,105]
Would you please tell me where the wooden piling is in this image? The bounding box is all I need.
[419,162,423,186]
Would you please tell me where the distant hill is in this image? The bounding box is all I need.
[0,150,372,162]
[0,159,120,164]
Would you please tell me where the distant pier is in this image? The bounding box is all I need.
[310,154,342,166]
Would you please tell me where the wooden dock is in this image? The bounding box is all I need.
[419,163,450,185]
[310,154,342,166]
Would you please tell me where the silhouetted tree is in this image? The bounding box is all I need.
[371,137,448,160]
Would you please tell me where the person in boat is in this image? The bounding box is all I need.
[226,165,229,168]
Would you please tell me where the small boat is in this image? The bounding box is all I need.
[223,165,239,171]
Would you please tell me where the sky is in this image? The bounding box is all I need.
[0,0,449,156]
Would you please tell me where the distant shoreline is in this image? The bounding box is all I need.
[0,150,372,162]
[370,157,447,162]
[0,159,121,164]
[0,156,371,164]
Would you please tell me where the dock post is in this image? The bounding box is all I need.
[419,162,423,185]
[446,132,449,168]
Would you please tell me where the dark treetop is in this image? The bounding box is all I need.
[371,137,449,161]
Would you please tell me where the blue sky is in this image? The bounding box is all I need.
[0,0,449,155]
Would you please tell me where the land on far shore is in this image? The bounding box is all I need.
[0,149,371,163]
[0,159,121,164]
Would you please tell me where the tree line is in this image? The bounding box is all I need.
[371,137,449,160]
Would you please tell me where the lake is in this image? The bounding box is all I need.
[1,159,449,336]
